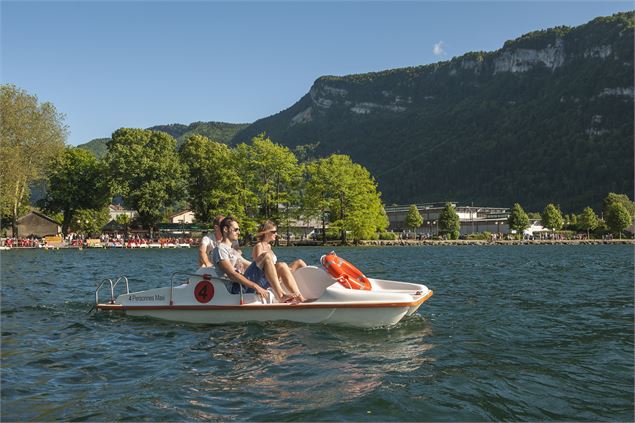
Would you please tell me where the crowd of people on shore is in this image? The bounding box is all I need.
[0,234,198,249]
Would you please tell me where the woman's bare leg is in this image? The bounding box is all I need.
[289,259,307,272]
[275,262,306,302]
[256,253,288,301]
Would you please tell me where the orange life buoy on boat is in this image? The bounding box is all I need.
[321,252,372,290]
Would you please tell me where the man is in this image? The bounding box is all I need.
[199,215,224,267]
[212,216,267,300]
[199,214,249,270]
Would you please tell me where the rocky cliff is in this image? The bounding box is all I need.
[232,12,634,211]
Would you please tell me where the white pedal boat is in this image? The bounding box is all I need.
[95,262,433,328]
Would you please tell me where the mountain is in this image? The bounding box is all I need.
[77,121,249,158]
[231,12,634,212]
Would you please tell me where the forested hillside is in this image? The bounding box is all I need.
[78,121,249,158]
[232,12,634,212]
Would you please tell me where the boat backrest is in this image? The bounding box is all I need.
[293,266,337,300]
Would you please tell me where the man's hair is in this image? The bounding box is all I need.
[220,216,237,235]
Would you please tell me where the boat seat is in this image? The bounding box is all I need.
[293,266,337,300]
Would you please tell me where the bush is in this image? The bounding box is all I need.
[378,231,398,240]
[467,232,491,240]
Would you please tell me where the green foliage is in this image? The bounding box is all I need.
[106,128,185,229]
[40,147,110,236]
[305,154,387,242]
[78,122,250,159]
[467,232,491,240]
[235,134,301,221]
[71,207,110,236]
[577,206,599,238]
[508,203,530,236]
[115,214,130,225]
[503,26,571,50]
[77,138,109,158]
[605,202,632,237]
[438,203,460,239]
[541,203,564,231]
[405,204,423,231]
[179,135,249,223]
[602,193,635,221]
[293,142,320,163]
[0,84,67,237]
[378,231,398,240]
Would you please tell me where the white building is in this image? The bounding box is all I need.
[385,202,510,236]
[109,204,138,221]
[168,210,195,224]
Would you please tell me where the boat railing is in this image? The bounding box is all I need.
[96,276,129,305]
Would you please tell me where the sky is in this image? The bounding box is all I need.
[2,1,632,146]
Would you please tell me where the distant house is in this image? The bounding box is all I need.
[523,220,545,237]
[9,211,61,238]
[169,210,195,224]
[109,204,137,221]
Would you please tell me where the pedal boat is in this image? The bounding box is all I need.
[95,265,433,328]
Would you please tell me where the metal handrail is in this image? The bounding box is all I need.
[113,276,129,295]
[95,275,130,305]
[95,278,114,305]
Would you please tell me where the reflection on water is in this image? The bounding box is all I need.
[182,319,436,414]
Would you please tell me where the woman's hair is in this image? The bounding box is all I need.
[220,216,237,236]
[212,215,225,228]
[256,220,277,241]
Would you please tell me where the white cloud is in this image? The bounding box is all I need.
[433,41,446,56]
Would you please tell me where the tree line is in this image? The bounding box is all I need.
[405,192,634,240]
[1,84,388,242]
[2,84,633,242]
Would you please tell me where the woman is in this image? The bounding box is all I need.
[244,220,307,303]
[211,216,268,300]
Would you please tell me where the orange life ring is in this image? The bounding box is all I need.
[321,253,372,290]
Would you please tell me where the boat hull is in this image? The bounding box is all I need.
[96,267,432,328]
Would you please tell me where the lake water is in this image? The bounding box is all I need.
[1,245,633,421]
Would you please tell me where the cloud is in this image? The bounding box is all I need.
[433,41,446,56]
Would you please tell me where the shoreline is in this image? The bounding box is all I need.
[352,239,635,246]
[3,239,633,250]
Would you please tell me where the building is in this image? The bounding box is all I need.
[385,203,509,236]
[109,204,138,222]
[168,210,195,224]
[9,211,62,238]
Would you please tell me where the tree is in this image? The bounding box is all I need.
[508,203,529,239]
[72,207,110,237]
[115,213,130,240]
[235,134,301,221]
[179,135,249,223]
[541,203,564,233]
[603,193,635,221]
[405,204,423,235]
[0,84,67,237]
[106,128,185,229]
[40,147,110,236]
[304,154,387,243]
[577,207,598,239]
[605,202,631,238]
[438,203,460,239]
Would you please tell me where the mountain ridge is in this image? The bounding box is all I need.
[77,121,249,158]
[231,11,634,212]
